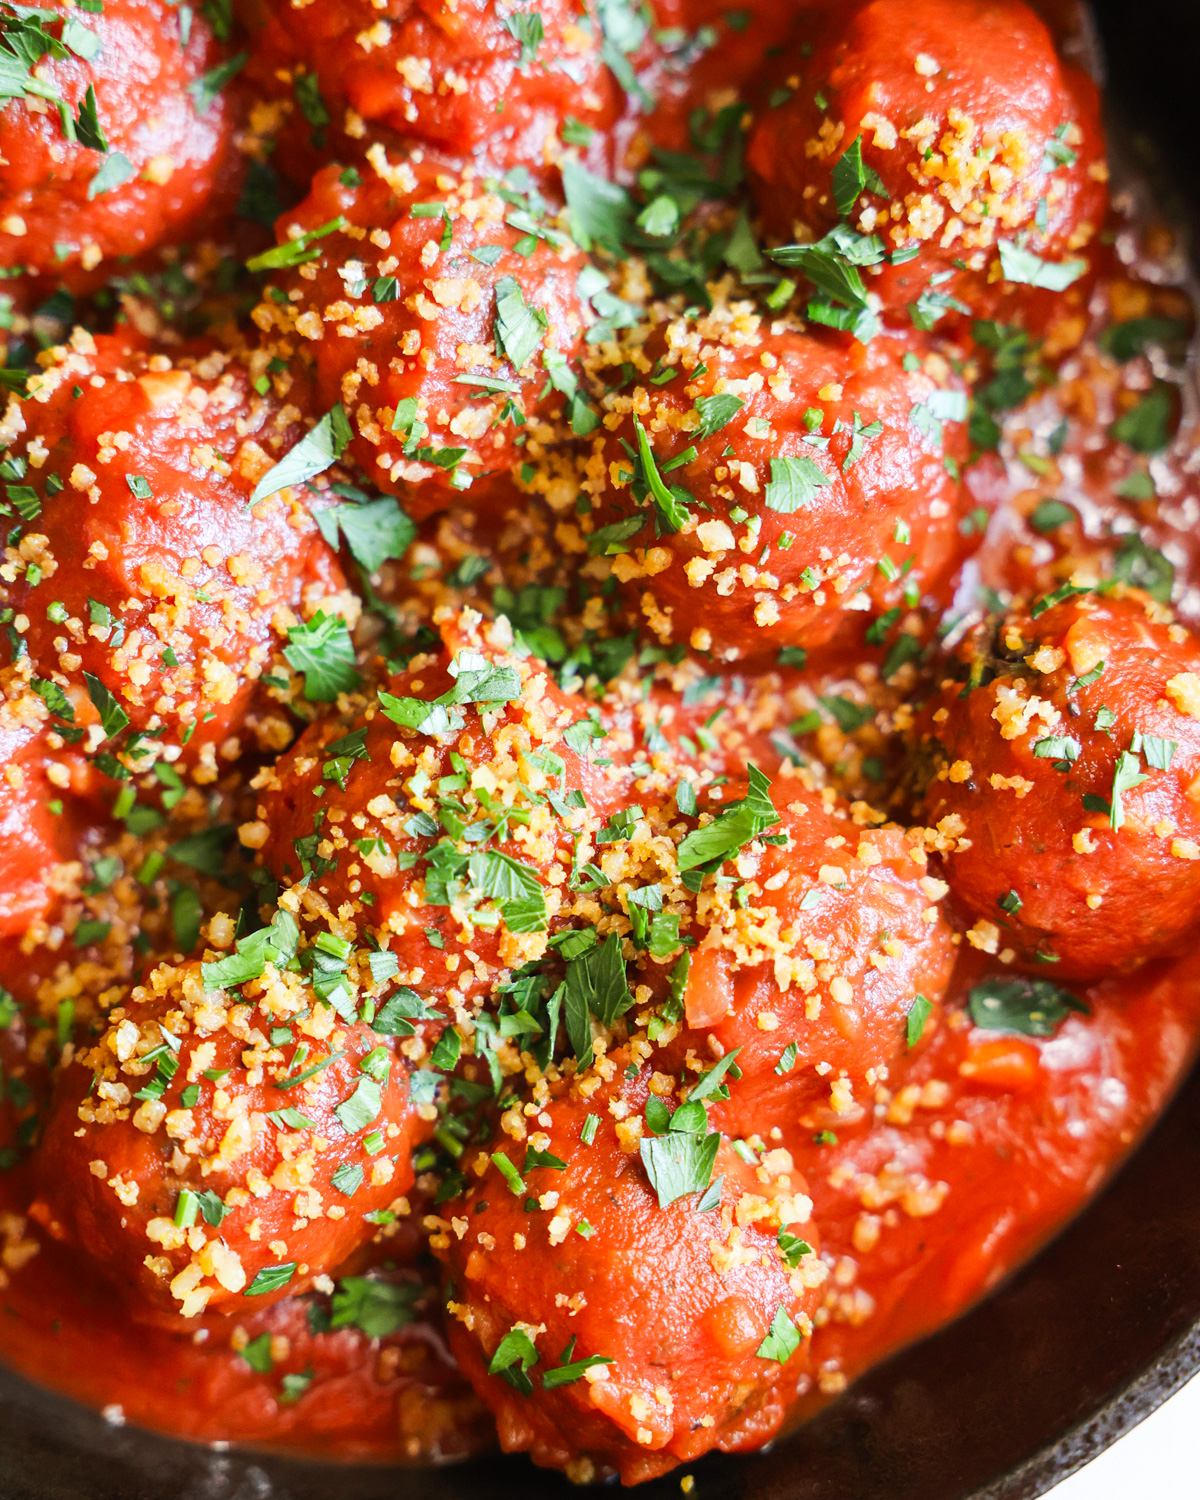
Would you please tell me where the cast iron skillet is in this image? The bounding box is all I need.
[3,2,1200,1496]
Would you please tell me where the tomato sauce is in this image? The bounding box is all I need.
[0,0,1197,1486]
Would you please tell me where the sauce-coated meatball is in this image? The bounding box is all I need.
[660,784,954,1136]
[253,613,631,1008]
[587,319,967,662]
[32,954,424,1320]
[914,590,1200,976]
[747,0,1107,328]
[439,1061,826,1483]
[0,0,241,285]
[252,158,593,521]
[239,0,620,182]
[2,333,346,769]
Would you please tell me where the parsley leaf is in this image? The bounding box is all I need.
[997,240,1087,291]
[755,1305,802,1362]
[906,993,931,1048]
[315,488,415,575]
[1111,534,1174,601]
[283,610,360,701]
[187,50,246,115]
[250,403,352,505]
[330,1276,419,1337]
[501,8,544,65]
[838,410,883,472]
[692,393,744,441]
[468,849,547,933]
[831,135,888,217]
[246,215,344,272]
[1131,731,1177,771]
[373,985,439,1035]
[334,1076,382,1136]
[488,1326,539,1395]
[166,824,235,877]
[968,976,1087,1036]
[244,1262,296,1297]
[763,453,833,513]
[88,150,135,200]
[494,275,547,372]
[562,160,634,254]
[1109,749,1148,831]
[83,671,129,739]
[777,1228,812,1267]
[565,932,632,1041]
[1100,317,1188,363]
[631,416,691,532]
[639,1128,721,1209]
[677,765,779,872]
[201,909,299,991]
[542,1353,615,1389]
[1110,383,1173,455]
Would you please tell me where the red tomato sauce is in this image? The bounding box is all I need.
[0,0,1197,1485]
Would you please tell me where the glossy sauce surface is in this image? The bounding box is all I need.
[0,0,1196,1483]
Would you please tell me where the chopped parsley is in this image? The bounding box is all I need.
[692,393,744,441]
[762,453,833,513]
[968,976,1087,1037]
[831,135,888,217]
[187,50,246,115]
[997,240,1087,291]
[488,1326,538,1394]
[244,1262,296,1297]
[314,485,415,575]
[501,8,544,65]
[755,1305,802,1362]
[639,1126,721,1210]
[283,611,361,701]
[250,403,352,506]
[330,1275,420,1337]
[677,766,779,873]
[906,994,931,1048]
[493,275,547,372]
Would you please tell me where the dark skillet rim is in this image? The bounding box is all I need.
[5,1,1200,1495]
[969,1315,1200,1500]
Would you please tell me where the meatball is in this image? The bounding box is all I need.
[654,784,955,1136]
[586,320,968,663]
[31,952,425,1321]
[2,332,346,769]
[253,610,633,1010]
[251,159,594,522]
[438,1061,826,1483]
[239,0,620,183]
[914,589,1200,976]
[0,0,242,285]
[746,0,1107,328]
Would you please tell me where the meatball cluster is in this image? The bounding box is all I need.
[0,0,1147,1485]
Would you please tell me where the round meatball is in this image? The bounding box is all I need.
[31,954,425,1322]
[914,590,1200,976]
[586,321,968,663]
[1,332,346,768]
[746,0,1107,328]
[439,1061,826,1483]
[251,159,593,521]
[239,0,620,183]
[253,612,633,1009]
[0,0,242,285]
[654,783,955,1136]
